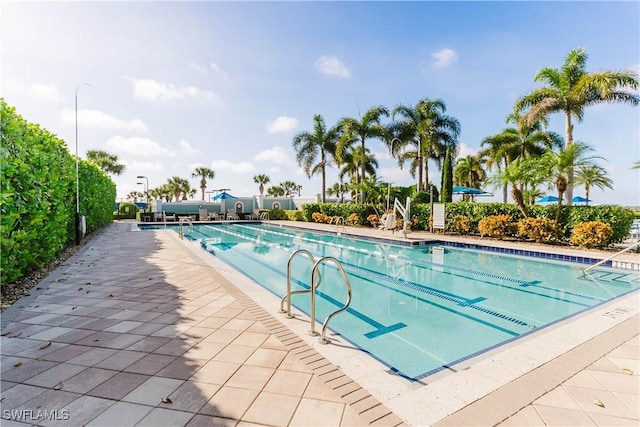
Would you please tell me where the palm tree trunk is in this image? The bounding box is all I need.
[565,112,574,205]
[503,185,508,203]
[555,192,564,224]
[360,140,366,203]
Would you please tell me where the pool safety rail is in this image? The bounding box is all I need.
[280,250,353,343]
[178,218,194,239]
[329,216,346,233]
[584,240,640,274]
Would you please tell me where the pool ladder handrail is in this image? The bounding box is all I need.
[259,211,270,221]
[583,240,640,274]
[329,216,346,233]
[280,250,320,317]
[311,256,352,343]
[178,218,194,239]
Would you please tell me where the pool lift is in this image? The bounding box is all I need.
[388,197,411,238]
[280,250,353,344]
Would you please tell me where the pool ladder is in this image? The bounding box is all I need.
[329,216,346,233]
[178,218,194,239]
[280,250,352,343]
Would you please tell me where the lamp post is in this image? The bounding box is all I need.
[136,181,147,203]
[75,82,90,246]
[137,175,149,208]
[416,138,422,193]
[297,185,302,196]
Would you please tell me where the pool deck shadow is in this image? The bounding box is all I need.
[1,220,638,426]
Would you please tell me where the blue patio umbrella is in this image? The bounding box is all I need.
[572,196,592,204]
[536,195,559,203]
[452,186,491,195]
[211,191,237,201]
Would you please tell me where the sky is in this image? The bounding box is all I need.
[2,1,639,206]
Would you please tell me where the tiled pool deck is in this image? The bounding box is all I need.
[1,221,638,426]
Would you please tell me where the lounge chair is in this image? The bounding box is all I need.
[227,210,240,220]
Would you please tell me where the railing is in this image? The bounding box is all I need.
[178,218,194,239]
[279,253,352,344]
[259,211,270,220]
[280,250,319,317]
[583,241,640,274]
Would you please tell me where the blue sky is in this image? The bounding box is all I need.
[3,1,639,206]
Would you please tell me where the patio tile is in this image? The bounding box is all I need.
[94,350,146,370]
[156,357,208,380]
[166,380,220,413]
[263,369,312,396]
[85,402,153,427]
[61,367,118,394]
[231,331,269,348]
[153,338,195,356]
[245,348,287,368]
[534,404,597,426]
[86,372,150,400]
[213,345,256,364]
[534,386,582,410]
[186,414,238,427]
[588,412,640,426]
[0,383,48,409]
[499,405,545,426]
[123,353,177,375]
[242,391,299,426]
[122,376,184,406]
[136,407,195,427]
[588,370,640,394]
[201,386,259,419]
[190,360,241,385]
[202,328,243,344]
[23,363,87,388]
[66,347,117,366]
[20,389,81,413]
[289,398,345,426]
[41,395,114,427]
[226,365,275,391]
[184,341,226,360]
[614,391,640,417]
[104,320,145,333]
[2,359,58,383]
[563,385,637,419]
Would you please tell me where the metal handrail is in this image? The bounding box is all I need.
[584,241,640,273]
[329,216,346,233]
[260,211,270,220]
[280,250,320,318]
[178,218,194,239]
[310,256,352,343]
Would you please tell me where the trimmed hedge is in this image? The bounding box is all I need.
[1,99,115,284]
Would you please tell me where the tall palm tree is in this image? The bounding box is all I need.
[453,155,486,189]
[253,174,271,195]
[485,158,534,218]
[280,180,299,196]
[391,98,460,191]
[292,114,341,203]
[479,135,516,203]
[327,181,350,203]
[126,191,142,203]
[539,141,604,223]
[502,113,564,159]
[267,185,285,197]
[86,150,125,175]
[574,164,613,205]
[192,166,215,201]
[337,145,379,187]
[515,48,638,203]
[336,105,389,202]
[167,176,188,201]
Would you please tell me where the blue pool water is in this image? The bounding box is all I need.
[149,223,639,380]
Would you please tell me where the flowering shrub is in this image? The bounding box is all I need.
[452,215,473,234]
[570,221,613,248]
[518,218,557,243]
[312,212,329,223]
[367,214,380,227]
[346,213,360,225]
[478,215,515,238]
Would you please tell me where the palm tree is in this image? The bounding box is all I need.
[167,176,188,201]
[485,157,535,218]
[502,113,564,159]
[574,164,613,205]
[327,181,350,203]
[539,141,604,223]
[454,155,486,189]
[337,145,378,188]
[253,174,271,195]
[280,180,299,196]
[515,48,638,203]
[292,114,341,203]
[266,185,285,197]
[192,166,215,201]
[86,150,125,175]
[391,98,460,191]
[632,160,640,169]
[336,105,389,202]
[479,134,517,203]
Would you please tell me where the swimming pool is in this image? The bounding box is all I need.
[161,223,639,380]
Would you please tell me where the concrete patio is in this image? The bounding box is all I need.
[1,221,638,426]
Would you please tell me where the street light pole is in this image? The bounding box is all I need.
[416,138,422,193]
[75,82,90,246]
[137,175,149,208]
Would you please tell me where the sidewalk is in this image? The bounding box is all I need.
[1,221,638,426]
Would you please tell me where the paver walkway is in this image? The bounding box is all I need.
[1,221,638,426]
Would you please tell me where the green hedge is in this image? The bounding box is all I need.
[300,201,634,245]
[1,99,115,284]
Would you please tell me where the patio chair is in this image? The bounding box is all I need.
[227,209,240,220]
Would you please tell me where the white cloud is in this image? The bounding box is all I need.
[180,139,200,154]
[269,166,281,173]
[28,83,60,102]
[457,143,476,158]
[253,146,293,165]
[106,136,175,157]
[188,62,207,75]
[59,109,148,133]
[211,160,254,173]
[266,116,298,133]
[126,77,222,104]
[432,48,458,68]
[315,55,351,78]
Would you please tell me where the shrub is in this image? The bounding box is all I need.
[518,218,557,243]
[283,210,304,221]
[268,209,288,220]
[451,215,473,234]
[478,215,515,239]
[346,213,359,225]
[311,212,329,223]
[118,202,138,218]
[570,221,613,248]
[367,213,380,227]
